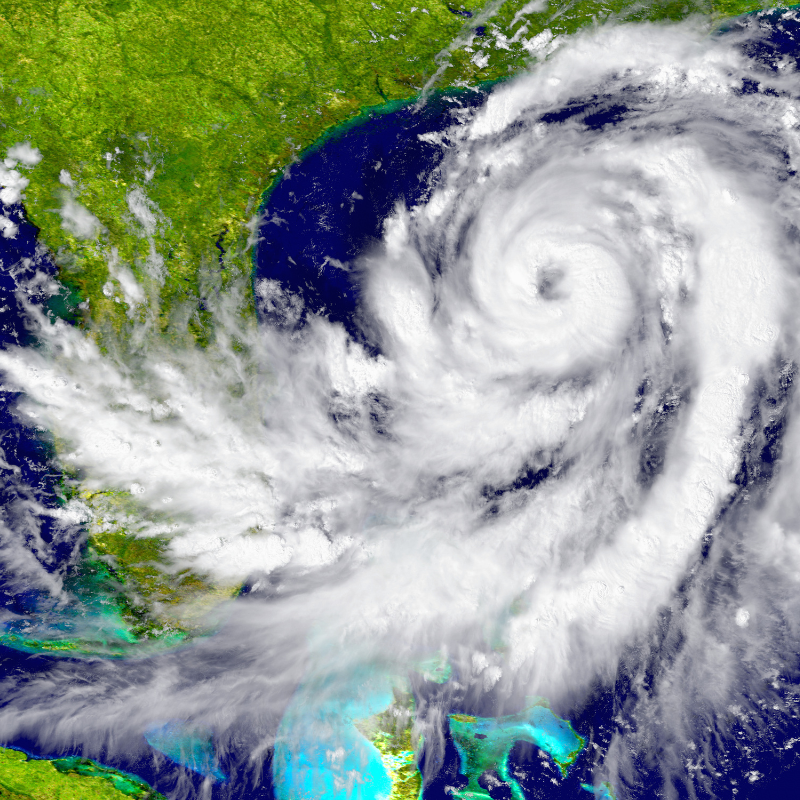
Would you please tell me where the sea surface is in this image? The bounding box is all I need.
[3,12,800,799]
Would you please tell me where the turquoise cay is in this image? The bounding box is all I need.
[447,702,586,800]
[272,671,614,800]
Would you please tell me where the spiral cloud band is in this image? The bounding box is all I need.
[1,16,800,799]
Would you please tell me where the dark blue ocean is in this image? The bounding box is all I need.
[2,11,800,798]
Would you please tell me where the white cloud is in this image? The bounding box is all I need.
[126,186,159,236]
[59,197,104,239]
[104,247,145,310]
[6,141,42,167]
[2,22,800,799]
[0,166,29,206]
[125,186,167,281]
[735,608,750,628]
[0,214,18,238]
[0,142,41,206]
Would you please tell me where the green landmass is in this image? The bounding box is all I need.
[0,747,164,799]
[0,489,240,655]
[0,0,774,655]
[0,0,768,348]
[80,489,239,638]
[355,686,421,800]
[0,0,479,347]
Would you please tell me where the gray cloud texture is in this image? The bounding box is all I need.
[0,19,799,799]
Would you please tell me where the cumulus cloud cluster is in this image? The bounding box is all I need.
[1,18,800,798]
[0,142,41,239]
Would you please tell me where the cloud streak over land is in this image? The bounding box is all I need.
[2,17,800,798]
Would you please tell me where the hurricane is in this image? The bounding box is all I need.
[1,12,800,800]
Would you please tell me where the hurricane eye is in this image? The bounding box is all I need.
[3,14,800,800]
[535,266,566,300]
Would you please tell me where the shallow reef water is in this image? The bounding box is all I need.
[5,13,800,800]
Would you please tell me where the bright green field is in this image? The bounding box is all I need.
[0,0,764,346]
[0,1,776,795]
[0,748,164,799]
[0,0,773,649]
[0,0,773,655]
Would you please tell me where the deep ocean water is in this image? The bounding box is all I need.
[4,13,800,800]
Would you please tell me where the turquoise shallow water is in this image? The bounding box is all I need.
[272,673,395,800]
[447,704,586,800]
[272,666,588,800]
[145,722,226,782]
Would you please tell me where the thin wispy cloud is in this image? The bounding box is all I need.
[0,19,798,798]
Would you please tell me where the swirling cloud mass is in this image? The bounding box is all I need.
[2,15,800,800]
